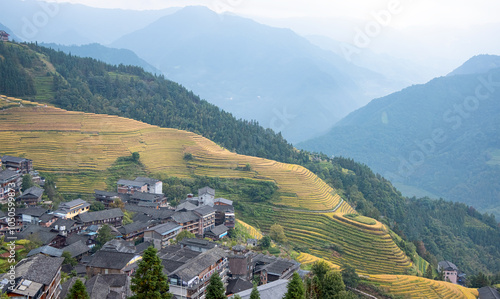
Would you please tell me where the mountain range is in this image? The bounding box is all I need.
[299,55,500,218]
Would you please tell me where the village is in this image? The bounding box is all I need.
[0,155,303,298]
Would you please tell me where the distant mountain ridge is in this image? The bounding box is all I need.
[111,6,405,143]
[447,54,500,76]
[299,55,500,218]
[40,43,161,74]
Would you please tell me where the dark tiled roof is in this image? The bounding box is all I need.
[124,204,173,220]
[40,213,56,222]
[12,254,64,286]
[478,286,500,299]
[1,155,29,163]
[438,260,459,271]
[63,240,90,258]
[148,222,182,235]
[101,239,136,253]
[194,205,216,216]
[214,205,235,213]
[27,245,63,257]
[235,279,289,299]
[94,190,122,199]
[134,177,160,185]
[175,201,198,211]
[77,208,123,223]
[16,225,58,245]
[86,274,110,299]
[226,278,253,294]
[134,241,153,254]
[159,245,201,264]
[60,198,90,209]
[16,207,47,217]
[169,247,226,281]
[180,238,217,250]
[215,198,233,205]
[117,179,145,188]
[208,224,228,236]
[88,250,139,270]
[131,192,161,202]
[171,211,199,224]
[20,186,44,198]
[198,186,215,196]
[66,234,90,246]
[60,277,85,299]
[118,221,150,235]
[0,169,19,181]
[132,212,153,223]
[50,218,76,230]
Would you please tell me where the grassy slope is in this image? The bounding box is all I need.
[0,98,478,298]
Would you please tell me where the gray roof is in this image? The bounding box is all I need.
[60,198,90,209]
[124,204,174,220]
[194,205,216,216]
[175,201,198,211]
[169,247,226,281]
[180,238,217,250]
[77,208,123,223]
[40,213,56,222]
[94,189,121,198]
[131,192,162,202]
[171,211,200,224]
[51,218,76,230]
[207,224,229,236]
[20,186,44,198]
[198,186,215,196]
[215,198,233,205]
[134,176,160,185]
[148,222,183,235]
[159,245,201,263]
[9,254,64,286]
[0,169,20,181]
[438,260,459,271]
[63,240,90,258]
[16,225,58,245]
[60,277,85,299]
[234,279,289,299]
[27,245,63,257]
[101,239,136,253]
[214,205,235,213]
[86,274,111,299]
[1,155,30,163]
[117,179,145,188]
[227,278,253,294]
[134,241,153,254]
[17,206,47,217]
[478,286,500,299]
[66,234,90,246]
[88,250,139,270]
[118,221,150,235]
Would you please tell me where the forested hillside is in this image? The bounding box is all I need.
[1,41,499,276]
[309,156,500,275]
[299,59,500,219]
[0,41,305,164]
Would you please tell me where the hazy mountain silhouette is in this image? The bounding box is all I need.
[40,43,161,74]
[112,6,404,143]
[299,56,500,218]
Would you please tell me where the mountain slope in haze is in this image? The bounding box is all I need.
[40,43,161,74]
[448,54,500,76]
[305,34,431,87]
[0,0,178,45]
[299,56,500,218]
[111,6,403,143]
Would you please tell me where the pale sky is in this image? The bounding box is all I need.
[47,0,499,29]
[44,0,500,76]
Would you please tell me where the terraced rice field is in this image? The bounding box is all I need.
[236,220,263,239]
[244,207,411,275]
[368,275,478,299]
[2,98,454,292]
[296,252,340,270]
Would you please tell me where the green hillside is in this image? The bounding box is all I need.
[1,41,499,276]
[299,59,500,220]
